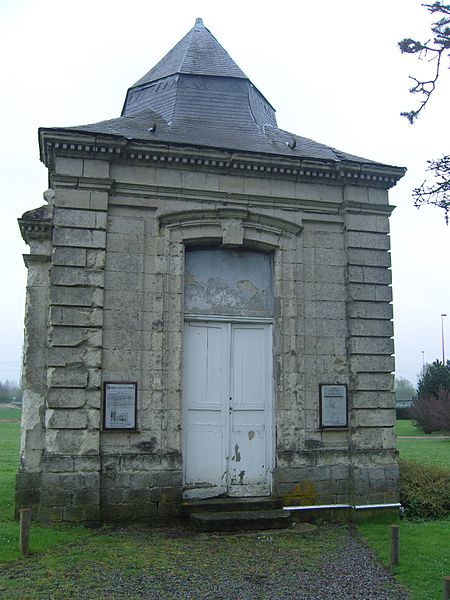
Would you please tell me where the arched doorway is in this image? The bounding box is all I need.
[182,248,274,499]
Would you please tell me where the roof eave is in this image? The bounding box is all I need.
[39,126,406,188]
[39,127,129,168]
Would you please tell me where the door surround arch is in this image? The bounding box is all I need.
[155,209,303,494]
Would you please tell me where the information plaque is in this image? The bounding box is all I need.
[103,382,137,430]
[319,384,348,428]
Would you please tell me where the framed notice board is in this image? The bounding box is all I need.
[103,382,137,430]
[319,384,348,428]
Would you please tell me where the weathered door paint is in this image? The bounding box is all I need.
[182,321,272,499]
[182,322,229,499]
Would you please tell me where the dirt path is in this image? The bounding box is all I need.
[0,525,408,600]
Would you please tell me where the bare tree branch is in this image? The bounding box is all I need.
[413,155,450,222]
[399,4,449,122]
[399,2,450,221]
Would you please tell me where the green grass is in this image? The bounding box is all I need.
[397,438,450,469]
[395,420,450,469]
[0,524,348,599]
[0,407,21,420]
[395,419,424,436]
[0,422,90,563]
[363,422,450,597]
[0,423,21,521]
[358,519,450,600]
[396,419,450,437]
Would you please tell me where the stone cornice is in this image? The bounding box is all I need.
[18,217,52,244]
[23,254,51,266]
[341,201,395,217]
[39,129,406,190]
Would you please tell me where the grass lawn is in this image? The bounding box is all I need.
[397,438,450,469]
[358,519,450,600]
[396,420,450,469]
[0,407,21,420]
[0,423,21,522]
[0,524,354,599]
[0,422,89,563]
[396,419,450,437]
[395,419,423,436]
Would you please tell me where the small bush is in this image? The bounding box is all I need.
[399,458,450,519]
[410,388,450,433]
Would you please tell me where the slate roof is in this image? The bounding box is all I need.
[41,19,405,173]
[131,18,247,87]
[66,111,372,164]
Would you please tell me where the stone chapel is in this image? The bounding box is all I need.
[17,19,405,523]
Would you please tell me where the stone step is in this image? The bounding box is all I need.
[181,496,283,516]
[190,509,292,532]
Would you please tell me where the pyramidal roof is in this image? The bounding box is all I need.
[131,18,247,88]
[118,17,275,127]
[39,19,406,182]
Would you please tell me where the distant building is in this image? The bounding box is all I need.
[17,19,405,522]
[396,400,414,409]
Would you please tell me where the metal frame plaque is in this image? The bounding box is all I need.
[103,382,137,430]
[319,384,348,428]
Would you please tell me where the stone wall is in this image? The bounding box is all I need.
[17,152,398,522]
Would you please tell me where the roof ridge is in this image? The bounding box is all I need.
[129,19,247,90]
[178,19,197,75]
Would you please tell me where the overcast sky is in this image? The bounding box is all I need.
[1,0,449,386]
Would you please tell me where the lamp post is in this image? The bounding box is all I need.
[441,314,447,364]
[421,350,425,376]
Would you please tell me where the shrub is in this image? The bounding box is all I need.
[410,388,450,433]
[395,406,411,420]
[399,458,450,519]
[417,359,450,399]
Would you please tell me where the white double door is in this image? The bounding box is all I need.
[182,321,273,499]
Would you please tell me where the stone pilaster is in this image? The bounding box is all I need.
[40,157,110,522]
[344,194,398,505]
[16,205,52,516]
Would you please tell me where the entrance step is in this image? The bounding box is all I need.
[181,496,283,517]
[190,508,292,532]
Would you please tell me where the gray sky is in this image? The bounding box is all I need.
[1,0,449,386]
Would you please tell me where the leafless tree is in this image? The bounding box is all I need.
[399,2,450,221]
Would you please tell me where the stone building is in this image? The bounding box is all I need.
[17,19,405,522]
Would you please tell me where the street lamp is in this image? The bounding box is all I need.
[441,314,447,364]
[421,350,425,376]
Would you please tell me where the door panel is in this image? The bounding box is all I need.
[183,322,228,498]
[228,325,271,496]
[182,321,272,499]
